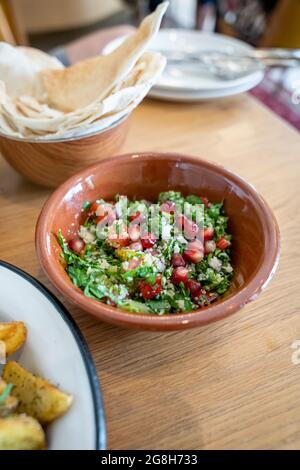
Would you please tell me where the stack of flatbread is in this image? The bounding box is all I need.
[0,2,168,140]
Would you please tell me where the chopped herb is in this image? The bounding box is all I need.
[58,192,233,314]
[0,384,13,405]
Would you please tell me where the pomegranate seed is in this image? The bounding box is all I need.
[205,240,216,254]
[200,196,210,208]
[160,201,176,214]
[186,279,202,299]
[68,237,85,254]
[204,227,214,240]
[216,237,231,250]
[171,267,189,285]
[129,241,143,251]
[171,254,186,267]
[139,276,162,300]
[183,248,204,264]
[128,225,141,242]
[141,233,157,250]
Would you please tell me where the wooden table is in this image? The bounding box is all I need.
[1,94,300,450]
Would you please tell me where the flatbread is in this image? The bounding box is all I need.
[40,2,168,112]
[0,42,63,100]
[0,2,168,139]
[0,52,165,139]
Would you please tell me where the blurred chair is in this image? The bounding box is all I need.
[261,0,300,47]
[0,0,28,44]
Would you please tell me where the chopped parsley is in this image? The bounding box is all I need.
[58,192,233,314]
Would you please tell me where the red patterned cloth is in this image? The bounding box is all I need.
[250,71,300,131]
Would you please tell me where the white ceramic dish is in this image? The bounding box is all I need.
[103,29,264,102]
[0,261,106,450]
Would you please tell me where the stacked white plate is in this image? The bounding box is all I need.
[104,29,264,102]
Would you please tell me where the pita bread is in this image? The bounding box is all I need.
[0,2,168,139]
[40,2,168,112]
[0,42,63,100]
[0,51,165,139]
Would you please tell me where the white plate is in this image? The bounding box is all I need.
[0,261,106,450]
[103,29,264,102]
[149,73,263,101]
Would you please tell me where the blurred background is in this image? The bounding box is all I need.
[1,0,299,129]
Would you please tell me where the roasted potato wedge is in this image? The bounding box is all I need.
[3,361,73,425]
[0,379,18,417]
[0,378,6,393]
[0,414,46,450]
[0,322,27,356]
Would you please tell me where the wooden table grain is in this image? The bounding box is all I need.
[1,94,300,450]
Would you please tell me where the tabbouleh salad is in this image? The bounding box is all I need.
[58,191,233,315]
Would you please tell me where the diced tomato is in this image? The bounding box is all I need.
[186,279,202,299]
[205,240,216,254]
[175,215,199,240]
[107,225,130,248]
[139,276,162,300]
[171,267,189,285]
[109,236,130,248]
[68,237,85,254]
[187,239,204,252]
[183,248,204,264]
[160,201,176,214]
[171,254,186,267]
[204,227,214,240]
[129,211,146,224]
[216,237,231,250]
[129,211,141,222]
[200,196,210,208]
[88,202,99,216]
[141,233,157,250]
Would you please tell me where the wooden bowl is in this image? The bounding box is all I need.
[0,116,130,188]
[36,152,280,331]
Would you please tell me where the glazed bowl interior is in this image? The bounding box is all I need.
[36,153,280,330]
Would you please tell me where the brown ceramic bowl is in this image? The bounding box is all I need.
[36,152,280,331]
[0,116,130,188]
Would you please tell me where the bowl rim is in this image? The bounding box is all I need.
[0,114,129,144]
[35,152,281,330]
